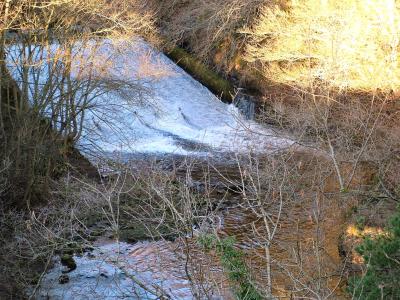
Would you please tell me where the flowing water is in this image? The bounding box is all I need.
[8,39,298,299]
[36,240,233,300]
[75,40,292,158]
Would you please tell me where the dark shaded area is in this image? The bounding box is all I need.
[0,62,98,208]
[166,47,235,102]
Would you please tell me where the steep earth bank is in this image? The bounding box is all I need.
[144,1,400,298]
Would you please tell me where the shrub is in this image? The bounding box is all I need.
[349,207,400,299]
[199,234,262,300]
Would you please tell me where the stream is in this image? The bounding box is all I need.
[8,39,295,299]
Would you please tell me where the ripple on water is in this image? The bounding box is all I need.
[36,241,233,300]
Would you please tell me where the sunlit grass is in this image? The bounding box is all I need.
[243,0,400,92]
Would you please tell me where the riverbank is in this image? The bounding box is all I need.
[142,1,400,298]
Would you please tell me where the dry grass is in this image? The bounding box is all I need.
[244,0,400,92]
[146,0,264,69]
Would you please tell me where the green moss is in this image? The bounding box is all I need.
[60,241,88,256]
[355,215,366,231]
[198,233,216,251]
[119,226,149,243]
[198,234,262,300]
[167,47,235,102]
[119,224,176,243]
[60,254,77,272]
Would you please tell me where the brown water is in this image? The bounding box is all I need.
[182,153,349,299]
[38,153,350,299]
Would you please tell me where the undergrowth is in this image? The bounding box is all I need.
[349,207,400,299]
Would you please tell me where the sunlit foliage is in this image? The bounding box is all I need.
[244,0,400,92]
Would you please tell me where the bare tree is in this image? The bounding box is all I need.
[0,0,156,207]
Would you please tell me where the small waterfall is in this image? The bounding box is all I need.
[233,91,256,120]
[7,39,291,156]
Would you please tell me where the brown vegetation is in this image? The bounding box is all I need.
[0,0,155,208]
[144,1,400,298]
[1,0,399,299]
[0,0,156,297]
